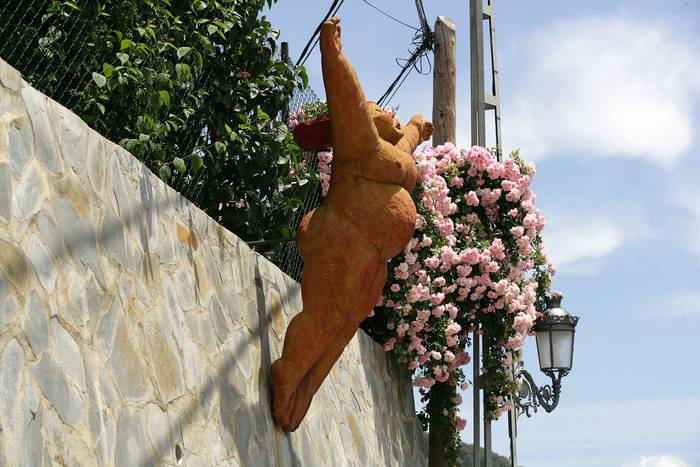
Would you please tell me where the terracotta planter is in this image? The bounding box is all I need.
[292,114,331,151]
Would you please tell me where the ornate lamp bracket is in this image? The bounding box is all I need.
[513,363,566,418]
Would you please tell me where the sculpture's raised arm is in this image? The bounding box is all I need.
[320,17,379,158]
[398,114,434,155]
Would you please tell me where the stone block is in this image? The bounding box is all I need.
[0,60,21,92]
[18,403,43,467]
[108,151,133,219]
[0,295,16,331]
[12,161,45,232]
[21,86,62,173]
[5,118,33,178]
[0,339,23,463]
[109,316,151,403]
[84,275,102,333]
[43,406,95,466]
[31,353,85,428]
[115,408,154,467]
[51,101,88,175]
[0,163,10,222]
[24,290,49,356]
[50,317,86,391]
[86,132,107,196]
[36,210,65,260]
[184,312,217,354]
[25,234,56,293]
[142,313,184,403]
[82,349,109,466]
[144,403,173,463]
[51,197,105,287]
[99,204,130,270]
[182,334,204,389]
[210,297,230,345]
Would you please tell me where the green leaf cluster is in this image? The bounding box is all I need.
[2,0,317,245]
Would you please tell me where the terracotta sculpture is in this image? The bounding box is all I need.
[271,17,433,432]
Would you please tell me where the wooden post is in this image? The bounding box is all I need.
[429,15,457,467]
[432,16,457,146]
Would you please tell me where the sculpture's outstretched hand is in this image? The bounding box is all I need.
[320,16,342,55]
[409,115,434,142]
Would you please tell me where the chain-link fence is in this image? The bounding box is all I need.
[274,87,325,282]
[0,0,325,281]
[0,1,93,111]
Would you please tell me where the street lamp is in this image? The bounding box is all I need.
[514,294,579,417]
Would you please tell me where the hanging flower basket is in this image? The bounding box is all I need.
[292,113,331,151]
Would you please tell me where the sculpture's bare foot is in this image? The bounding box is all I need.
[271,359,297,429]
[285,373,315,431]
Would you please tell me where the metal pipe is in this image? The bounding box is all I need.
[472,327,481,467]
[483,332,492,467]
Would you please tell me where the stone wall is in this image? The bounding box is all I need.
[0,57,428,466]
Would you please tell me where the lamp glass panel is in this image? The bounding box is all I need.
[536,331,552,370]
[551,330,573,370]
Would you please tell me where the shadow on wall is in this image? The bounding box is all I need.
[1,162,171,296]
[0,151,304,464]
[135,259,303,467]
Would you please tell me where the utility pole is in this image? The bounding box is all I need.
[430,15,457,467]
[470,1,503,467]
[432,16,457,147]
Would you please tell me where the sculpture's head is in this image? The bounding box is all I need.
[367,102,403,145]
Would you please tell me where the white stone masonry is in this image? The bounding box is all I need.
[0,57,427,466]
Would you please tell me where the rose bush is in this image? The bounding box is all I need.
[314,139,554,464]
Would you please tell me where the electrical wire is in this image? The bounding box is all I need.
[377,0,433,107]
[295,0,345,67]
[359,0,418,31]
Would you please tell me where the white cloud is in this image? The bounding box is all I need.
[544,217,624,266]
[506,16,700,167]
[622,455,692,467]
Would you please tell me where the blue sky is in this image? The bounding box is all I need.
[268,2,700,466]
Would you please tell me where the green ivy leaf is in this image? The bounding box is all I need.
[159,165,171,180]
[176,46,192,59]
[173,157,186,174]
[158,90,170,107]
[175,63,191,81]
[255,106,269,120]
[191,155,204,173]
[214,141,227,154]
[116,53,129,65]
[120,39,132,50]
[91,72,107,88]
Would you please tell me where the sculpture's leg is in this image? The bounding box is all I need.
[284,263,387,431]
[271,215,381,429]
